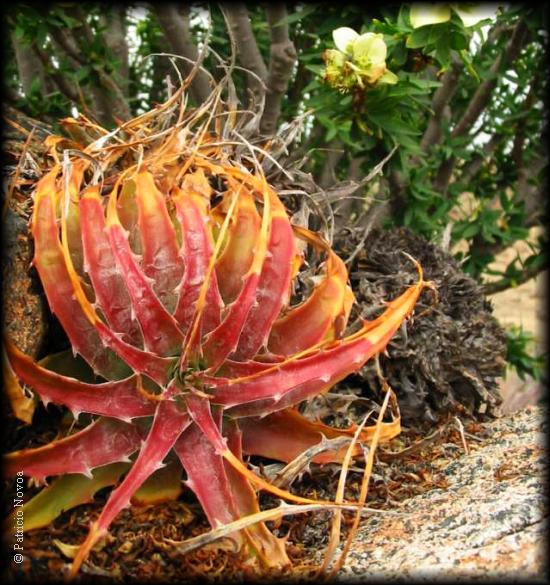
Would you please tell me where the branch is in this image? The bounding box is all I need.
[221,2,268,103]
[333,156,367,221]
[46,34,110,124]
[285,121,325,168]
[420,58,464,151]
[70,6,95,46]
[483,261,547,295]
[260,4,297,135]
[47,14,130,122]
[347,156,367,182]
[10,33,53,96]
[461,64,542,189]
[469,153,546,262]
[95,69,131,122]
[516,154,547,223]
[387,169,408,219]
[459,133,503,183]
[48,27,86,65]
[419,22,507,155]
[433,19,530,194]
[286,35,315,115]
[511,74,540,169]
[151,4,211,105]
[32,44,80,103]
[452,20,529,139]
[100,6,129,95]
[317,141,345,188]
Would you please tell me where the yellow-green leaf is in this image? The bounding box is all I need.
[3,346,35,424]
[12,462,129,532]
[131,460,183,506]
[378,69,399,85]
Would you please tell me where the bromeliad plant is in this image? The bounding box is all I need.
[4,79,428,577]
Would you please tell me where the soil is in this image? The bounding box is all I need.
[4,411,486,584]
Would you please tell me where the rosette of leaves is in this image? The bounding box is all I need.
[323,26,398,92]
[3,82,427,576]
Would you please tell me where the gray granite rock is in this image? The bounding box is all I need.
[334,406,547,582]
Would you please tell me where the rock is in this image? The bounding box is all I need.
[334,406,547,581]
[500,370,545,415]
[2,207,47,358]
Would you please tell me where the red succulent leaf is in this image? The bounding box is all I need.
[215,185,262,304]
[239,408,400,464]
[4,417,142,481]
[134,170,184,312]
[104,184,184,357]
[80,185,143,346]
[201,178,270,368]
[69,398,190,577]
[184,394,323,505]
[172,173,223,337]
[31,168,124,379]
[223,420,290,567]
[203,269,424,417]
[232,190,296,360]
[5,340,155,421]
[175,420,241,532]
[268,227,355,355]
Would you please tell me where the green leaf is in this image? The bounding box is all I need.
[75,65,92,83]
[435,35,451,68]
[326,124,338,142]
[340,95,353,106]
[459,49,480,81]
[367,111,420,136]
[397,5,412,30]
[449,30,468,51]
[390,41,408,67]
[407,76,442,89]
[39,350,99,383]
[409,4,451,29]
[460,223,480,239]
[36,22,48,46]
[305,64,324,74]
[280,5,318,26]
[406,24,445,49]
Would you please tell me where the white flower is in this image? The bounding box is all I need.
[410,3,498,29]
[353,32,387,68]
[326,27,398,89]
[333,27,359,54]
[453,4,499,27]
[410,4,452,28]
